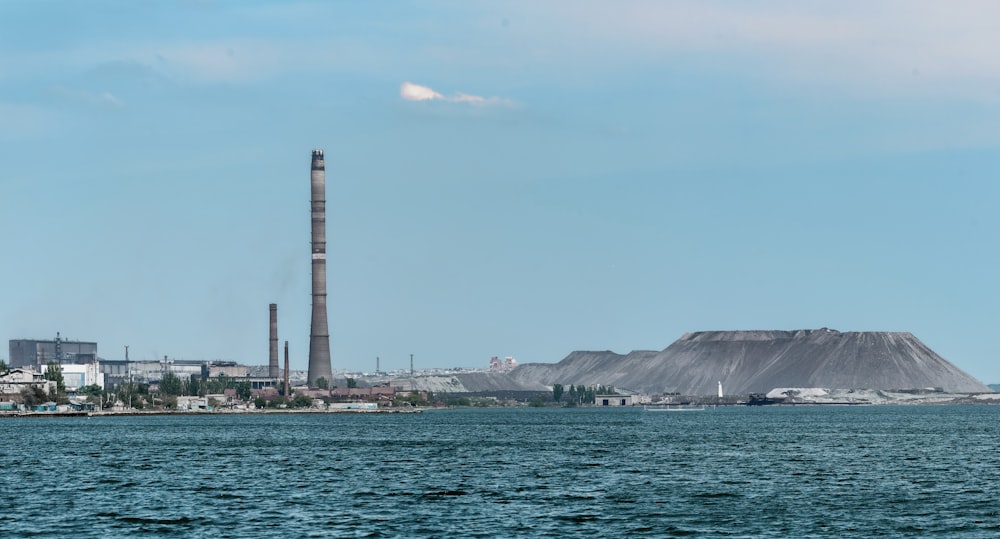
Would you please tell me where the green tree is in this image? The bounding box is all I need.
[268,396,288,408]
[206,378,224,394]
[116,381,146,409]
[0,359,8,373]
[77,384,103,398]
[44,361,65,394]
[77,384,105,406]
[552,384,564,402]
[291,393,314,408]
[568,385,577,403]
[235,381,252,401]
[186,375,206,397]
[161,395,178,409]
[42,362,69,404]
[393,391,426,407]
[159,372,183,396]
[20,386,48,407]
[346,378,357,389]
[315,377,329,390]
[528,396,545,407]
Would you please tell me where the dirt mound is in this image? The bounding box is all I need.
[505,329,990,395]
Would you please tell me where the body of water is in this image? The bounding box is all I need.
[2,406,998,537]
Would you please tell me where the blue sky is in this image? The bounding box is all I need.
[2,1,999,383]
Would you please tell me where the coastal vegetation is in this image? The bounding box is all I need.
[43,361,69,404]
[8,372,269,411]
[422,384,619,408]
[392,391,428,408]
[555,384,616,406]
[19,386,49,408]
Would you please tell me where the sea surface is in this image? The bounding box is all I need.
[2,406,998,538]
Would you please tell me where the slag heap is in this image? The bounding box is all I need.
[507,329,990,395]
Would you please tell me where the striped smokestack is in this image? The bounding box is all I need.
[308,149,333,387]
[268,303,278,378]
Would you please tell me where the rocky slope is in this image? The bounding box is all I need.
[499,329,990,395]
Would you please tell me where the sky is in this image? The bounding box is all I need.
[2,1,999,383]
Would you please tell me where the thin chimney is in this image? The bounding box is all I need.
[269,304,279,378]
[284,340,290,397]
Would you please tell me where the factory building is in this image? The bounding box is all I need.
[60,363,104,391]
[98,359,279,390]
[202,361,248,379]
[8,335,105,388]
[9,335,97,369]
[100,358,207,387]
[8,333,281,391]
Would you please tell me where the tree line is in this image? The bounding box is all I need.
[16,365,262,410]
[551,384,617,405]
[17,361,70,407]
[4,362,328,411]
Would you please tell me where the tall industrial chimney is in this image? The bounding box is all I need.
[308,149,333,387]
[284,340,290,397]
[268,303,279,378]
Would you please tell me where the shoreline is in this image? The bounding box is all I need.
[0,408,424,418]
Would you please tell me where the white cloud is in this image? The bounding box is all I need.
[400,81,512,106]
[400,81,443,101]
[452,93,484,104]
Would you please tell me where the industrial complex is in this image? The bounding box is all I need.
[0,150,355,413]
[3,151,998,414]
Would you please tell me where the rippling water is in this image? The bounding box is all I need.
[2,406,998,537]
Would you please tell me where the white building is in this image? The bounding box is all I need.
[0,368,56,396]
[595,394,635,407]
[60,362,104,390]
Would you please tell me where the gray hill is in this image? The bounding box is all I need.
[500,329,990,395]
[451,372,549,392]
